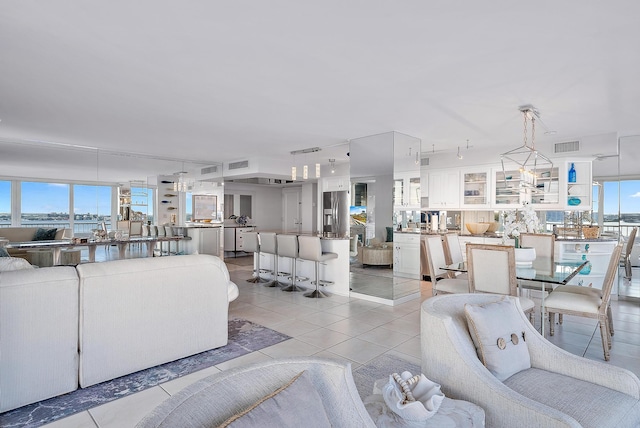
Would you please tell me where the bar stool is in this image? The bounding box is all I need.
[277,234,306,292]
[257,232,279,287]
[298,235,337,298]
[155,224,166,255]
[244,232,269,283]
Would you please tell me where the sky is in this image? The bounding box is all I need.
[1,179,640,215]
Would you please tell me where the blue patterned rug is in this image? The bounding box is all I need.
[0,319,290,428]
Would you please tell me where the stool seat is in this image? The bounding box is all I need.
[257,232,278,287]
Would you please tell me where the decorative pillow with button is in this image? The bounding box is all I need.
[464,297,531,381]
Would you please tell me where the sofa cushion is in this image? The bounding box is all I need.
[220,370,331,428]
[505,367,640,428]
[464,297,531,381]
[34,228,58,241]
[0,257,34,271]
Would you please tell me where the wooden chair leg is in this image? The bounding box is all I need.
[599,319,611,361]
[607,304,614,336]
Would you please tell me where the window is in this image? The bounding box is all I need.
[21,181,70,228]
[0,181,10,227]
[74,184,112,234]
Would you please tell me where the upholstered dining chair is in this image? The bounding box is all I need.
[519,233,555,296]
[424,236,469,296]
[621,227,637,279]
[443,233,468,280]
[466,243,535,321]
[545,243,623,361]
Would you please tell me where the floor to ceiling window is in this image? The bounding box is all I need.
[21,181,70,229]
[74,184,113,233]
[0,181,10,227]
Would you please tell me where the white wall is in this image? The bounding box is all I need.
[223,182,283,230]
[301,182,317,233]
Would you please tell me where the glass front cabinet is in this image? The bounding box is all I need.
[460,168,491,209]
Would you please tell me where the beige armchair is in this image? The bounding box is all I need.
[421,293,640,427]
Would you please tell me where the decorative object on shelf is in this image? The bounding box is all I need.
[567,197,581,206]
[500,105,553,189]
[579,254,592,275]
[502,201,541,245]
[568,162,577,183]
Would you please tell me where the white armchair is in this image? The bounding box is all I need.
[421,293,640,427]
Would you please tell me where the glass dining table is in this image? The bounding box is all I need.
[442,257,588,336]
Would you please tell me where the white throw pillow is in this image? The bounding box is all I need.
[464,297,531,381]
[0,257,35,272]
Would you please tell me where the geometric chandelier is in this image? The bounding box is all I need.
[500,104,553,188]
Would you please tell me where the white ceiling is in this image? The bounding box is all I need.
[1,1,638,183]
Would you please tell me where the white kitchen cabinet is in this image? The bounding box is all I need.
[555,239,617,291]
[323,175,349,192]
[460,168,491,209]
[530,166,561,209]
[428,169,460,209]
[185,227,221,257]
[393,233,420,279]
[492,167,527,209]
[223,226,256,253]
[393,172,421,210]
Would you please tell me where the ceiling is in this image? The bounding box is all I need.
[1,1,639,183]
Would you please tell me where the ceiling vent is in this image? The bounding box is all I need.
[554,140,580,154]
[421,157,429,166]
[200,165,218,175]
[228,160,249,170]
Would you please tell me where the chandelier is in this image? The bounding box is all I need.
[500,105,553,188]
[290,147,321,181]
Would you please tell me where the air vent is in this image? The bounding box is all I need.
[554,140,580,154]
[228,160,249,170]
[421,157,429,166]
[201,165,218,175]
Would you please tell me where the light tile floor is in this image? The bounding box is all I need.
[40,257,640,427]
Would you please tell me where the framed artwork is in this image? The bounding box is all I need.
[192,195,217,221]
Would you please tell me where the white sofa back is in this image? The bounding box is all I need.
[77,254,231,387]
[0,266,79,413]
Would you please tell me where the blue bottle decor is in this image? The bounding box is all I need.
[579,254,592,275]
[568,163,577,183]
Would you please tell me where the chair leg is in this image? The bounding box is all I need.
[558,314,563,324]
[625,256,632,279]
[549,312,555,336]
[305,261,328,298]
[247,251,269,283]
[281,258,305,292]
[599,319,611,361]
[607,304,614,336]
[263,254,278,287]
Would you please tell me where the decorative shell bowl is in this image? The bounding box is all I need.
[465,223,490,235]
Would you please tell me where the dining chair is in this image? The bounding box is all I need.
[466,243,535,321]
[621,227,637,279]
[443,233,468,280]
[424,236,469,296]
[518,233,555,296]
[545,243,623,361]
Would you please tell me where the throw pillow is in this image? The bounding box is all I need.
[0,246,10,257]
[464,297,531,381]
[34,228,58,241]
[219,370,332,428]
[0,257,34,271]
[386,226,394,242]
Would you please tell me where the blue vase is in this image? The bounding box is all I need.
[568,163,577,183]
[579,254,592,275]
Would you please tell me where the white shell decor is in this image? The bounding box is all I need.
[378,371,445,421]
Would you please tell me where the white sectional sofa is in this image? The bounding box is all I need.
[0,254,239,413]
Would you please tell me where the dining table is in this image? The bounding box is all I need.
[441,256,588,336]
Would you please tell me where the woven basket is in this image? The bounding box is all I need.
[582,226,600,239]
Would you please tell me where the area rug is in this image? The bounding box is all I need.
[0,319,290,428]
